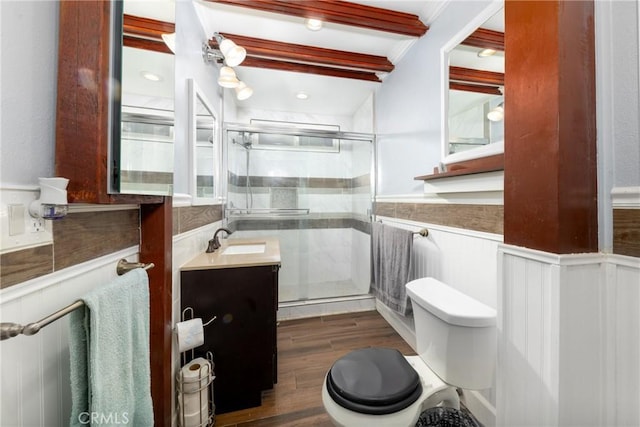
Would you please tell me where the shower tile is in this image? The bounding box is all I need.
[270,188,298,209]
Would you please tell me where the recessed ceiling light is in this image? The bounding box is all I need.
[477,48,497,58]
[296,92,309,100]
[305,18,323,31]
[141,71,162,82]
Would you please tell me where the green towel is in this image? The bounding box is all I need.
[69,268,154,427]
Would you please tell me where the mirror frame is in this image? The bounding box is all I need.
[188,79,222,205]
[441,1,504,167]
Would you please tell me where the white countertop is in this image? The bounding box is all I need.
[181,237,281,271]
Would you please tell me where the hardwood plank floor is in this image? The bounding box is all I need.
[214,310,416,427]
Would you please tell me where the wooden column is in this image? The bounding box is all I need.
[141,200,173,426]
[504,0,598,254]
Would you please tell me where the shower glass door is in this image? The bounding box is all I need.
[225,123,374,303]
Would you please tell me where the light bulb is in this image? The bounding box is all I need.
[235,81,253,100]
[487,105,504,122]
[218,66,239,88]
[305,18,323,31]
[219,39,246,67]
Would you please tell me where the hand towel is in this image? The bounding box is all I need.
[69,268,154,427]
[371,222,415,315]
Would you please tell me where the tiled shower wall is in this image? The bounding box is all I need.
[227,136,373,301]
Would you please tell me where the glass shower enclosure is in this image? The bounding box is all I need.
[224,123,374,303]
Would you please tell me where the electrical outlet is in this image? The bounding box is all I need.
[30,217,45,233]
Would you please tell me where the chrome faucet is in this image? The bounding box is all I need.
[206,227,233,253]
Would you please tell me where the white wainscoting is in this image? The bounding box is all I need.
[498,245,640,427]
[0,246,139,427]
[375,216,502,426]
[172,221,220,426]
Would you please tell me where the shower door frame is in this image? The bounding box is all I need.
[223,122,377,302]
[222,122,377,216]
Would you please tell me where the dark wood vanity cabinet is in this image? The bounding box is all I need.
[181,264,279,414]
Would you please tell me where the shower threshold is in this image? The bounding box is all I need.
[277,294,376,321]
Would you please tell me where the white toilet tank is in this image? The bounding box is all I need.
[406,277,496,390]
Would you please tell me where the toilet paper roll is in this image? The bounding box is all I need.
[176,318,204,353]
[182,410,210,427]
[179,358,211,418]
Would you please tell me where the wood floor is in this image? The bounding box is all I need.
[214,310,416,427]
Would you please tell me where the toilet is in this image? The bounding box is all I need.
[322,277,496,426]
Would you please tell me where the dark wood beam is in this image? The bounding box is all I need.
[450,66,504,86]
[462,28,504,52]
[240,56,381,82]
[205,0,427,37]
[123,35,173,54]
[123,14,174,54]
[450,81,503,95]
[211,33,393,73]
[123,14,174,39]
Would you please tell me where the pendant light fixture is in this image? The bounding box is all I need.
[203,34,253,100]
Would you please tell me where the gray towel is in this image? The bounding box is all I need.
[371,222,414,315]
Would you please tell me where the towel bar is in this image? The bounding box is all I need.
[414,228,429,237]
[0,261,154,341]
[116,259,155,275]
[375,220,428,237]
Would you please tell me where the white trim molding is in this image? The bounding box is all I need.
[422,170,503,200]
[611,186,640,208]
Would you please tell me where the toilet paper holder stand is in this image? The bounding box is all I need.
[177,307,216,366]
[177,307,217,427]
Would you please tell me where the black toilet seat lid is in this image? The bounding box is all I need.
[327,347,422,415]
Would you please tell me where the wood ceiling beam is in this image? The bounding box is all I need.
[122,15,174,54]
[462,28,504,52]
[211,33,393,73]
[450,66,504,86]
[123,14,174,39]
[205,0,428,37]
[123,35,173,55]
[449,82,503,95]
[240,56,381,82]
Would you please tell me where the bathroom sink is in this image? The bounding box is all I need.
[221,243,266,255]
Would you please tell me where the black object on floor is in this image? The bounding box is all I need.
[415,406,480,427]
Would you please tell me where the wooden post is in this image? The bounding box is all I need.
[504,0,598,253]
[141,200,173,426]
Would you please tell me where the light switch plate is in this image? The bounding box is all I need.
[8,204,25,236]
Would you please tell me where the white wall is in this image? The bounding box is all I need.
[174,0,224,196]
[0,0,58,186]
[374,0,495,196]
[604,0,640,188]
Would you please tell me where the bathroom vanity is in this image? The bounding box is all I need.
[180,237,281,414]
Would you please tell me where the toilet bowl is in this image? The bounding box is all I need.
[322,278,496,427]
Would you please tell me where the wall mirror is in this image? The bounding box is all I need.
[189,79,221,205]
[111,0,176,196]
[443,4,504,165]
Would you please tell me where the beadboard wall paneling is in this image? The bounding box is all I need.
[613,208,640,257]
[498,247,640,427]
[173,204,223,235]
[0,244,53,289]
[375,202,503,234]
[0,248,139,427]
[53,210,140,270]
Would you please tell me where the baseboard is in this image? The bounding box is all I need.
[375,299,416,351]
[463,389,496,427]
[277,295,375,321]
